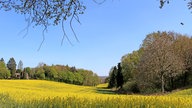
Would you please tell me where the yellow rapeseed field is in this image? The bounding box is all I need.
[0,80,192,108]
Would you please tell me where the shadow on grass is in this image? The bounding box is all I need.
[96,87,116,94]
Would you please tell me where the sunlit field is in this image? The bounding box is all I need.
[0,80,192,108]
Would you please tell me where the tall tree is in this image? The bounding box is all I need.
[35,67,45,79]
[7,57,17,78]
[121,49,143,83]
[18,60,23,71]
[44,66,58,80]
[116,63,124,88]
[0,61,10,79]
[138,32,184,93]
[22,67,31,79]
[0,58,4,63]
[172,35,192,86]
[108,66,117,88]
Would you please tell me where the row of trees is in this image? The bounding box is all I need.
[31,64,100,86]
[0,58,20,78]
[108,31,192,93]
[0,58,100,86]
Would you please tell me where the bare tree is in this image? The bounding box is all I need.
[138,32,184,93]
[172,35,192,86]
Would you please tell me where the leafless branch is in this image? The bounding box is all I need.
[18,16,31,38]
[70,10,79,43]
[93,0,106,5]
[61,18,73,46]
[37,26,47,51]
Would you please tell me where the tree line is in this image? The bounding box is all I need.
[108,31,192,94]
[0,58,100,86]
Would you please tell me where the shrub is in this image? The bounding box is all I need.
[122,81,140,93]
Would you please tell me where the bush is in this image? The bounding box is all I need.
[138,83,161,94]
[122,81,140,93]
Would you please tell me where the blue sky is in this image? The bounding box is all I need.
[0,1,192,76]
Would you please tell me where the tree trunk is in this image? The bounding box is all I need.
[183,71,188,86]
[171,77,174,90]
[161,74,165,93]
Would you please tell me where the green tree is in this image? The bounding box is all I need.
[73,72,83,85]
[121,49,143,83]
[0,61,10,79]
[78,69,100,86]
[26,67,35,79]
[66,71,75,84]
[116,63,124,88]
[7,57,17,78]
[70,66,77,73]
[22,67,31,79]
[108,66,117,88]
[16,69,22,73]
[92,73,100,86]
[25,67,31,74]
[35,68,45,79]
[18,60,23,71]
[44,66,58,80]
[0,58,4,63]
[57,71,66,82]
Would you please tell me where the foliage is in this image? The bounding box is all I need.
[7,57,17,78]
[34,68,45,79]
[17,60,23,71]
[122,81,140,94]
[108,63,124,89]
[0,62,10,79]
[27,64,101,86]
[0,58,4,63]
[73,72,84,85]
[138,32,184,93]
[116,63,124,88]
[108,66,117,88]
[172,35,192,87]
[44,66,58,80]
[121,49,142,83]
[111,31,192,94]
[78,69,100,86]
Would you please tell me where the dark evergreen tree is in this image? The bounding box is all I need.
[70,66,77,73]
[108,66,117,88]
[0,58,5,63]
[7,57,17,78]
[18,60,23,71]
[116,63,124,88]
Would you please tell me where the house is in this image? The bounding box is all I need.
[15,73,21,79]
